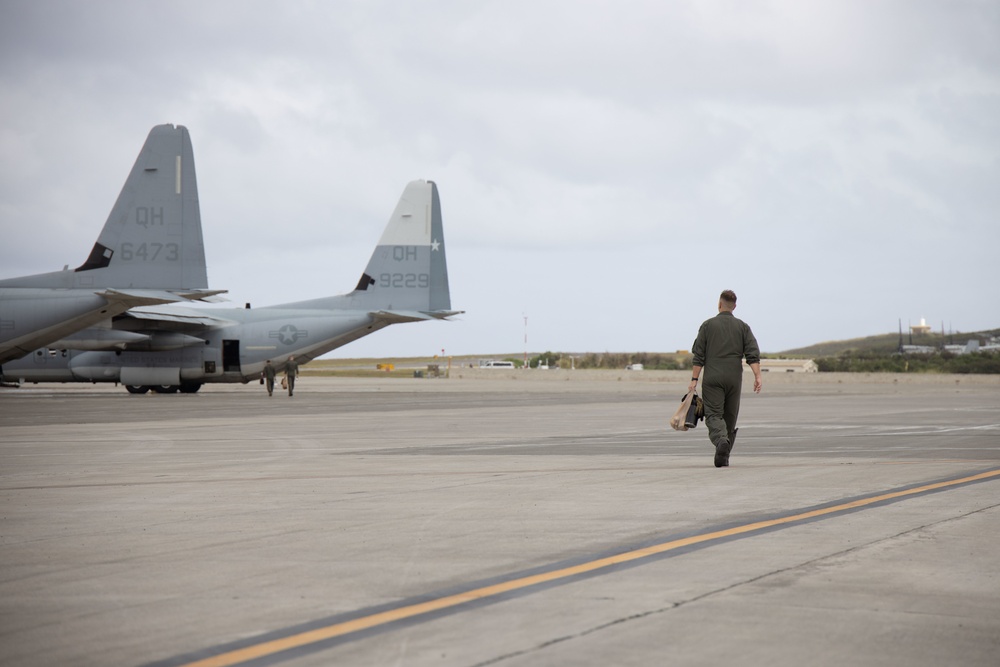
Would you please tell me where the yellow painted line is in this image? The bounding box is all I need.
[178,468,1000,667]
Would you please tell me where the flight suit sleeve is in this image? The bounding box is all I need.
[692,323,707,368]
[743,324,761,365]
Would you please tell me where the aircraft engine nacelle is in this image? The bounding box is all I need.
[66,351,183,386]
[68,351,122,381]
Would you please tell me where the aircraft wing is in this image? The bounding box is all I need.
[0,288,202,365]
[37,304,235,353]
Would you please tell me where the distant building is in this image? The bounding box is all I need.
[910,318,932,335]
[901,345,936,354]
[759,359,818,373]
[903,339,996,355]
[943,340,981,355]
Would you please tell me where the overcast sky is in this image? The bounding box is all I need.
[2,1,997,358]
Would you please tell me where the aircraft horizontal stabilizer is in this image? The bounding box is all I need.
[124,309,235,327]
[372,309,464,324]
[99,289,184,308]
[101,288,227,304]
[172,289,229,302]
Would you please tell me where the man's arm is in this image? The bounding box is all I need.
[749,361,762,393]
[688,365,702,394]
[743,323,762,393]
[689,322,707,394]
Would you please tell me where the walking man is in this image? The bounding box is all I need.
[689,290,762,468]
[285,355,299,397]
[262,359,276,396]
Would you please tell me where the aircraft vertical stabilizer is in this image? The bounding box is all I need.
[0,124,208,291]
[364,179,451,313]
[277,180,453,315]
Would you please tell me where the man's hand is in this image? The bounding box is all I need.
[753,376,762,393]
[687,380,698,394]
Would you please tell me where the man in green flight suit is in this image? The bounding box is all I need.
[689,290,762,468]
[261,359,276,396]
[284,355,299,397]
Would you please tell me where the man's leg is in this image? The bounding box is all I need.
[723,374,743,449]
[725,377,743,444]
[701,383,728,445]
[701,380,730,466]
[287,375,295,396]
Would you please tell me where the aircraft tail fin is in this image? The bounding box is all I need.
[81,124,207,288]
[355,179,452,313]
[281,180,454,315]
[0,124,208,290]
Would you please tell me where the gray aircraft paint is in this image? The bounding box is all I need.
[2,180,460,392]
[0,125,220,366]
[275,180,451,314]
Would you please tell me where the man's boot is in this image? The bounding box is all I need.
[714,438,731,468]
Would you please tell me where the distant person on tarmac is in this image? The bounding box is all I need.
[689,290,762,467]
[285,356,299,397]
[262,359,276,396]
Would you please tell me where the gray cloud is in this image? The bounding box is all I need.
[2,0,998,356]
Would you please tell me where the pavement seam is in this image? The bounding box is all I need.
[469,501,1000,666]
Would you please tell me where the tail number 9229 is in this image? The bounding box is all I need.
[379,273,430,288]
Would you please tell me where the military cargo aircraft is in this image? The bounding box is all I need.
[1,180,459,393]
[0,124,224,367]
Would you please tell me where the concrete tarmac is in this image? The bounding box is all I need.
[1,371,999,666]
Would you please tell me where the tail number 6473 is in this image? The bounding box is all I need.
[120,242,179,261]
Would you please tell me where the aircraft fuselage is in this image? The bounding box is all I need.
[2,306,386,387]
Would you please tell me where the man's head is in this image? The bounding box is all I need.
[719,290,737,312]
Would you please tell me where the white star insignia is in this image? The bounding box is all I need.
[431,240,441,251]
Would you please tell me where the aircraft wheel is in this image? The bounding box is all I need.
[178,382,202,394]
[125,385,150,394]
[152,385,180,394]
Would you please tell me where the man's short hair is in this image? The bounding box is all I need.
[720,290,737,306]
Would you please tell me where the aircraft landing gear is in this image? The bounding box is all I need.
[126,382,202,394]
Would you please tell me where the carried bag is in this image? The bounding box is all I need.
[685,393,704,429]
[281,376,288,389]
[670,391,704,431]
